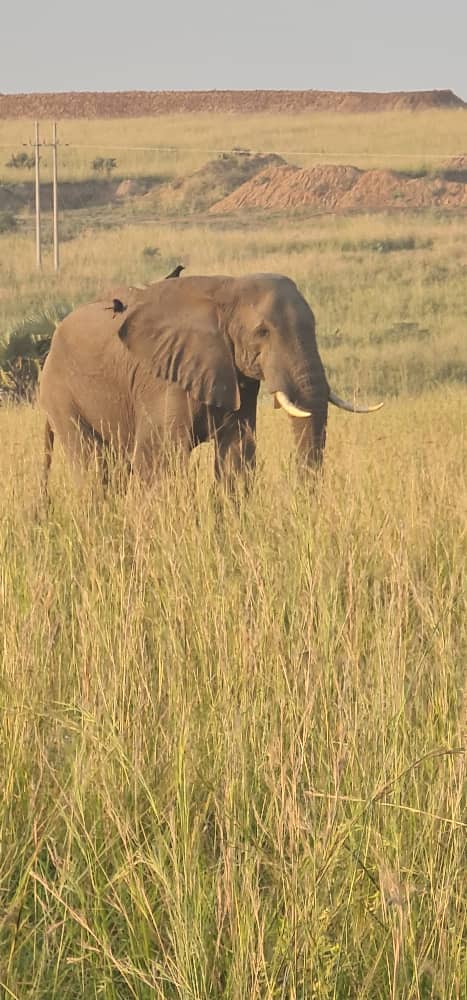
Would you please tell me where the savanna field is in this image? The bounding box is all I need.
[0,110,466,998]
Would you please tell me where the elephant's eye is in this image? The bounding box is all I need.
[256,325,268,339]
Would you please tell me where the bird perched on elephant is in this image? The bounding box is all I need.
[165,264,185,278]
[40,273,382,492]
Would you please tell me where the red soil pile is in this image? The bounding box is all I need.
[210,163,467,214]
[443,154,467,169]
[341,170,467,210]
[209,164,362,211]
[0,89,464,119]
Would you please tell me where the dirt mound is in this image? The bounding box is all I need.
[210,164,362,212]
[210,163,467,214]
[442,153,467,169]
[0,89,464,119]
[341,170,467,210]
[143,152,286,214]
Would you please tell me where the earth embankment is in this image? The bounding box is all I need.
[0,89,465,119]
[210,161,467,214]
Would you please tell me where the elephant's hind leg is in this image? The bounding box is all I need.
[42,418,55,499]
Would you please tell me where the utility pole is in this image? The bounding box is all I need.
[34,121,41,270]
[52,122,59,272]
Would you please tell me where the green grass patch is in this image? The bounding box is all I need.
[341,236,433,254]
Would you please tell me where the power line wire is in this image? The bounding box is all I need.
[47,145,464,159]
[0,143,463,159]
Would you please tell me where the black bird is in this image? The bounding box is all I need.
[165,264,185,279]
[105,298,127,317]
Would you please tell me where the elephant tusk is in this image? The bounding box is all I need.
[275,391,312,418]
[329,390,384,414]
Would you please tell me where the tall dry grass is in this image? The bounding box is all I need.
[0,390,466,998]
[0,109,465,182]
[1,114,466,994]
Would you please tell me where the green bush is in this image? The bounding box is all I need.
[91,157,117,177]
[0,303,72,401]
[6,151,35,169]
[341,236,433,254]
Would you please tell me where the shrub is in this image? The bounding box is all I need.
[6,151,35,170]
[91,157,117,178]
[341,236,432,254]
[395,166,431,179]
[0,303,72,401]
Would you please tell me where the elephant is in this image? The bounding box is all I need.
[39,273,382,491]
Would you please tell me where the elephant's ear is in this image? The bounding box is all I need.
[118,296,240,410]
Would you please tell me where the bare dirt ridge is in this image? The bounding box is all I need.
[2,155,467,217]
[210,160,467,214]
[0,89,465,119]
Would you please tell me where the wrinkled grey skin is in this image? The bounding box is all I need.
[39,273,341,490]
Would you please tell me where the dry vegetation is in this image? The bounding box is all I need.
[1,110,466,184]
[0,109,466,998]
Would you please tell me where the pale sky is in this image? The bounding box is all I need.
[3,0,466,98]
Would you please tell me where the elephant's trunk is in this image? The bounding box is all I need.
[273,374,328,469]
[288,402,328,469]
[264,353,329,467]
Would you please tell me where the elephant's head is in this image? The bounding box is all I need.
[118,274,382,467]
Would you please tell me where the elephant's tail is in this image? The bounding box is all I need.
[43,418,54,497]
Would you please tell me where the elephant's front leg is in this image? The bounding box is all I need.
[213,378,259,492]
[132,422,192,484]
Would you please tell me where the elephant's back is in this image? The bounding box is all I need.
[49,301,128,368]
[40,302,136,449]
